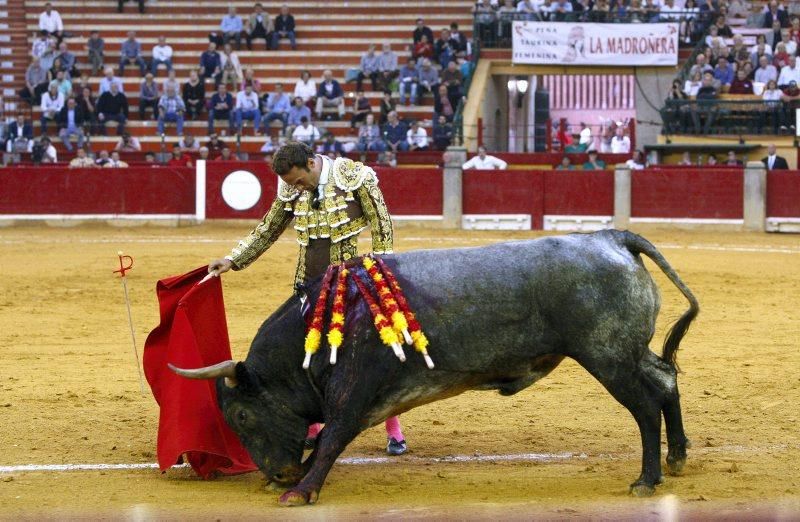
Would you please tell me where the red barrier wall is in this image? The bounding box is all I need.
[767,170,800,218]
[631,168,743,219]
[0,167,194,215]
[543,170,614,216]
[376,168,443,216]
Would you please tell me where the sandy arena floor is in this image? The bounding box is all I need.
[0,224,798,520]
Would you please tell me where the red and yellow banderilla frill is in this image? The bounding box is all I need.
[362,256,409,341]
[375,256,434,369]
[326,266,348,364]
[351,271,406,362]
[303,265,337,369]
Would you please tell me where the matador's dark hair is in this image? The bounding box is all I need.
[272,141,314,176]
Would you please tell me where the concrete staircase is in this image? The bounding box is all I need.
[20,0,474,153]
[2,0,30,117]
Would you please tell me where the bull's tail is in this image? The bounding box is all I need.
[618,230,700,369]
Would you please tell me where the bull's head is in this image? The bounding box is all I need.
[168,360,308,486]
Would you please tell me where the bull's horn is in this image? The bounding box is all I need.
[168,360,238,388]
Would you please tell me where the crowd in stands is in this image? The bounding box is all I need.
[5,3,475,166]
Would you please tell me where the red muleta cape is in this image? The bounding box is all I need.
[143,266,257,478]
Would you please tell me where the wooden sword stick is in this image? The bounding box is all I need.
[114,251,145,394]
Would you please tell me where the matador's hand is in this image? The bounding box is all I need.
[208,258,233,276]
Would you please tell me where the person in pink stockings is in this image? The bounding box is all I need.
[307,416,406,455]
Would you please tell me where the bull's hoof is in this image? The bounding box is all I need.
[666,455,686,476]
[629,482,656,497]
[278,488,318,507]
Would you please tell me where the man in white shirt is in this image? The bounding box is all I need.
[291,116,320,145]
[777,56,800,88]
[293,70,316,104]
[610,125,631,154]
[151,36,174,76]
[39,84,65,135]
[235,84,261,135]
[658,0,683,21]
[406,120,429,151]
[31,31,50,59]
[99,67,124,95]
[755,55,778,85]
[462,145,508,169]
[38,2,63,44]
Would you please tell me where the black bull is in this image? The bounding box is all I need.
[171,230,699,506]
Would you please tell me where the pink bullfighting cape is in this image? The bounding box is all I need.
[143,266,257,478]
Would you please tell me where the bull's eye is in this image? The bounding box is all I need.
[238,410,248,424]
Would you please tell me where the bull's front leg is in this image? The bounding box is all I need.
[278,418,360,506]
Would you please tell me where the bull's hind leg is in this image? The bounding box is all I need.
[572,348,664,497]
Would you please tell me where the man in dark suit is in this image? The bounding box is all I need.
[5,115,33,153]
[762,0,789,29]
[762,143,789,170]
[57,97,87,152]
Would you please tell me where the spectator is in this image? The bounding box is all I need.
[776,31,797,57]
[99,67,124,95]
[94,149,111,166]
[725,151,742,166]
[772,42,791,71]
[158,85,186,135]
[556,156,574,170]
[247,3,272,51]
[167,144,193,167]
[780,80,800,131]
[473,1,497,43]
[217,6,243,49]
[196,146,209,161]
[85,31,104,76]
[115,132,141,152]
[413,35,434,62]
[377,150,397,167]
[378,90,395,125]
[207,84,235,135]
[497,0,517,42]
[432,114,453,150]
[260,134,282,153]
[434,84,455,121]
[205,132,227,154]
[119,31,146,76]
[183,70,206,120]
[216,146,234,161]
[417,58,440,101]
[315,69,345,120]
[117,0,144,13]
[199,42,222,86]
[57,42,78,79]
[762,143,788,169]
[144,151,157,163]
[96,82,129,135]
[240,67,261,94]
[259,84,290,133]
[448,22,469,58]
[516,0,542,21]
[760,79,782,133]
[39,84,65,135]
[689,53,713,78]
[378,43,399,92]
[350,90,372,129]
[272,5,297,50]
[462,145,507,169]
[583,150,607,170]
[234,83,261,135]
[159,65,179,93]
[413,18,434,44]
[610,125,631,153]
[398,58,420,105]
[712,15,733,38]
[778,56,800,88]
[104,151,129,168]
[31,31,50,59]
[139,73,160,120]
[291,116,320,146]
[31,136,57,164]
[5,115,33,154]
[179,133,200,152]
[440,61,464,108]
[690,73,720,135]
[76,86,97,134]
[677,151,693,166]
[626,150,647,170]
[713,57,734,92]
[38,3,63,45]
[293,70,316,105]
[406,120,429,151]
[20,58,49,106]
[220,43,243,89]
[56,97,85,152]
[729,69,754,94]
[383,111,408,153]
[286,96,311,137]
[151,36,174,76]
[69,147,96,168]
[763,0,789,29]
[319,132,344,156]
[356,113,385,152]
[658,0,682,22]
[357,44,380,92]
[755,55,778,85]
[49,69,72,99]
[435,29,454,68]
[39,40,58,74]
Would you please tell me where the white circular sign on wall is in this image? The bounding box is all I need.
[221,170,262,210]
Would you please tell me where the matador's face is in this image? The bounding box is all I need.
[279,157,319,192]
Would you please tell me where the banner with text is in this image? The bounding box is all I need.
[512,22,679,66]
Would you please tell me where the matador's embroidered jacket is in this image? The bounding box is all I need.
[226,156,393,286]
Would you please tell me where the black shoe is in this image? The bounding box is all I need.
[386,437,407,456]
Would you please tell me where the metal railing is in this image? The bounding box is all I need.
[661,99,794,136]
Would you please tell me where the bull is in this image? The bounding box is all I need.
[171,230,699,506]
